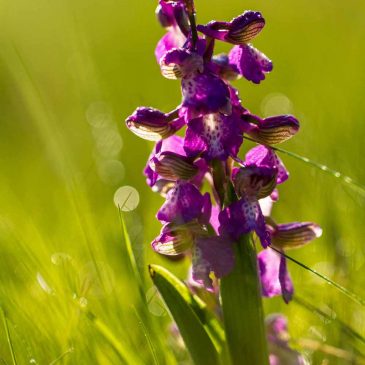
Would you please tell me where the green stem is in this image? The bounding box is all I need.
[220,235,269,365]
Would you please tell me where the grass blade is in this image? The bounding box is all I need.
[85,310,140,364]
[0,307,17,365]
[272,247,365,306]
[149,264,220,365]
[220,235,269,365]
[244,136,365,196]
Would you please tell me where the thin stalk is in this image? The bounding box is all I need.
[271,247,365,306]
[220,235,269,365]
[244,136,365,197]
[0,307,17,365]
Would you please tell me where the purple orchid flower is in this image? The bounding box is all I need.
[219,165,277,247]
[144,135,209,192]
[197,11,272,83]
[266,314,309,365]
[258,221,322,303]
[245,145,289,184]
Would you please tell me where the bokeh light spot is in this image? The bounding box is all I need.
[114,186,140,211]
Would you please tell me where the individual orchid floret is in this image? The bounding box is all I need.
[144,135,209,190]
[155,1,189,63]
[197,11,272,83]
[258,248,294,303]
[243,114,300,145]
[245,145,289,184]
[266,314,309,365]
[219,165,277,247]
[157,180,211,225]
[160,48,203,79]
[258,221,322,303]
[181,70,232,120]
[197,11,265,45]
[125,107,184,141]
[184,112,243,161]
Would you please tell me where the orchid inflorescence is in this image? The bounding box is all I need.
[125,0,322,303]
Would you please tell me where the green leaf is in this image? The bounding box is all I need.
[149,264,221,365]
[220,234,269,365]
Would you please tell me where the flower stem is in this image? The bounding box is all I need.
[220,235,269,365]
[185,0,198,49]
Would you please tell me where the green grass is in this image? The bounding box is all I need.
[1,0,365,363]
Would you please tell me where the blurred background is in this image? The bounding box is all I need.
[0,0,365,363]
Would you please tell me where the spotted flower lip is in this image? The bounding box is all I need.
[219,197,270,247]
[125,107,184,141]
[197,11,265,45]
[258,248,294,303]
[229,44,272,84]
[184,112,243,161]
[243,114,300,145]
[245,145,289,184]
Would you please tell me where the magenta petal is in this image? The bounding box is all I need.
[155,30,186,63]
[258,249,293,302]
[219,197,270,247]
[229,44,272,84]
[157,181,205,224]
[192,236,235,289]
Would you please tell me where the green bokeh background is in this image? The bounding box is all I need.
[0,0,365,363]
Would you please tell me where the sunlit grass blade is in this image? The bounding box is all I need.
[220,235,269,365]
[118,208,145,302]
[48,348,74,365]
[0,307,17,365]
[149,264,220,365]
[294,296,365,346]
[244,136,365,196]
[132,307,160,365]
[271,247,365,306]
[85,310,141,364]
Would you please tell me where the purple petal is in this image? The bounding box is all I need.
[157,181,204,224]
[233,165,277,200]
[184,112,243,161]
[181,71,231,120]
[258,248,293,302]
[192,236,235,289]
[245,114,300,145]
[152,223,194,255]
[199,193,212,225]
[155,30,186,63]
[272,222,322,249]
[245,145,289,184]
[209,205,221,234]
[229,44,272,84]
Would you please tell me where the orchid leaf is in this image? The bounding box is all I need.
[149,264,221,365]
